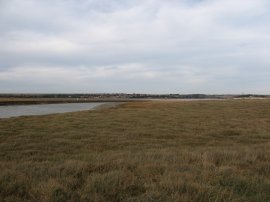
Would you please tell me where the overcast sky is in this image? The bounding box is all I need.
[0,0,270,94]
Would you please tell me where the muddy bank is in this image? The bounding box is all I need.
[93,102,124,110]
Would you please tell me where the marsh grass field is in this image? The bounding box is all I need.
[0,100,270,201]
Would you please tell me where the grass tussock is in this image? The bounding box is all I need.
[0,100,270,201]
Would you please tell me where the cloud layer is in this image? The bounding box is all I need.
[1,0,270,93]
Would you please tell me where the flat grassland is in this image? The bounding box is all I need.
[0,100,270,201]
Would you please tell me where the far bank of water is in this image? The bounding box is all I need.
[0,103,105,118]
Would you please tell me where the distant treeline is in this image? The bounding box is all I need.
[0,93,269,99]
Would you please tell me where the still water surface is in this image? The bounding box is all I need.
[0,103,104,118]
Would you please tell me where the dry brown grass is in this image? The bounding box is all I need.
[0,100,270,201]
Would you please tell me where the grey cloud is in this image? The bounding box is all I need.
[0,0,270,93]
